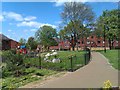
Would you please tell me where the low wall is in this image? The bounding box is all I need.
[70,47,110,51]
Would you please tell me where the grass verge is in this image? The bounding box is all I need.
[98,50,119,70]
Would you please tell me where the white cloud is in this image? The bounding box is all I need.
[23,29,29,32]
[53,0,119,6]
[12,32,15,35]
[2,11,57,29]
[17,21,41,28]
[23,29,37,32]
[0,15,4,22]
[24,16,37,21]
[30,29,37,32]
[41,23,57,28]
[17,21,57,29]
[3,11,37,22]
[55,21,62,24]
[8,29,12,32]
[3,12,24,21]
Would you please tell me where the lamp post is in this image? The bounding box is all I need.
[104,24,106,53]
[39,52,41,69]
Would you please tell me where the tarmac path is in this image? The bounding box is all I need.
[21,52,119,88]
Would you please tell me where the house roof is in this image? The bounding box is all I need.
[0,34,19,43]
[0,34,10,40]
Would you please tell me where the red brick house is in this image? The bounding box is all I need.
[49,40,71,50]
[49,35,118,50]
[0,34,20,50]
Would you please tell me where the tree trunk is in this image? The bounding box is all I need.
[48,46,50,51]
[112,41,114,49]
[109,38,112,50]
[72,46,75,51]
[76,43,78,51]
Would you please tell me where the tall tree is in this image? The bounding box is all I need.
[59,29,67,40]
[27,37,37,50]
[61,2,95,50]
[19,38,26,45]
[96,9,118,49]
[35,25,58,51]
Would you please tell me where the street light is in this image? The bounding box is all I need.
[104,23,106,53]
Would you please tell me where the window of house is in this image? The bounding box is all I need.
[87,41,90,44]
[78,42,80,44]
[97,41,101,44]
[82,41,84,44]
[91,36,94,38]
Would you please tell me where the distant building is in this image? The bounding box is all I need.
[49,35,119,50]
[0,34,20,50]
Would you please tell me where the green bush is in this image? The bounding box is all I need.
[2,50,26,77]
[24,67,36,74]
[35,69,55,76]
[35,72,44,76]
[2,69,12,78]
[10,49,16,54]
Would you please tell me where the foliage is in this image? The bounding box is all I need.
[61,2,95,24]
[9,49,16,54]
[26,37,38,50]
[96,9,118,49]
[19,38,26,45]
[2,51,25,77]
[2,68,12,78]
[2,68,58,89]
[96,9,118,38]
[24,67,36,74]
[103,80,112,89]
[2,74,41,89]
[99,50,119,70]
[60,2,95,50]
[35,25,58,50]
[59,29,67,40]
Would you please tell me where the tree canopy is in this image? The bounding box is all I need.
[95,9,119,49]
[96,9,118,38]
[60,2,95,50]
[35,25,58,50]
[26,37,37,50]
[61,2,95,24]
[19,38,26,45]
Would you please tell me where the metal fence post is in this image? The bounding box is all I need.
[70,56,73,72]
[39,53,41,69]
[84,53,86,65]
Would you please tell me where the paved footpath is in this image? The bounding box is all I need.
[23,52,119,88]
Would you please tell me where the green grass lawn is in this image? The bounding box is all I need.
[1,50,86,89]
[24,51,86,71]
[99,50,119,70]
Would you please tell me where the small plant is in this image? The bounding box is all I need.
[24,67,36,74]
[35,70,46,76]
[103,80,112,90]
[35,72,44,76]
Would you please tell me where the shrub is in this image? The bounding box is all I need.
[2,67,12,78]
[24,67,36,74]
[10,49,16,54]
[35,72,44,76]
[35,69,52,76]
[2,50,26,77]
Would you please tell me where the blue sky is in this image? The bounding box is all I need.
[1,2,118,41]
